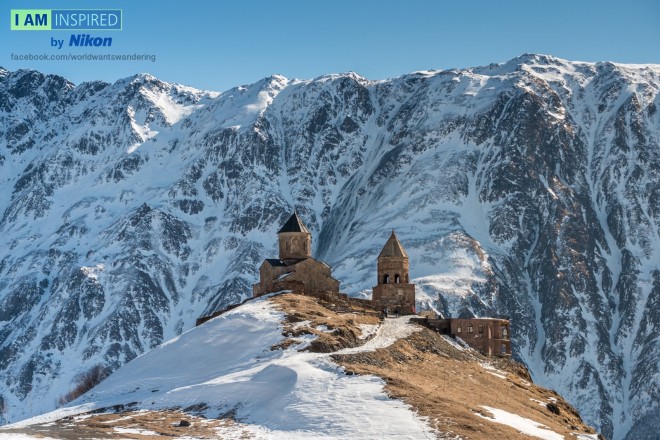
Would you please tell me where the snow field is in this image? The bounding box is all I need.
[475,406,564,440]
[6,297,436,439]
[0,435,59,440]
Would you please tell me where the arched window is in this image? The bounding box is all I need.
[467,324,473,333]
[405,274,409,283]
[501,327,508,339]
[383,274,389,284]
[394,274,400,283]
[456,326,462,334]
[292,238,299,251]
[501,344,507,354]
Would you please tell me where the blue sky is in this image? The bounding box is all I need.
[3,0,659,91]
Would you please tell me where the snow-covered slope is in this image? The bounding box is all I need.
[0,55,659,439]
[2,292,599,439]
[5,295,435,439]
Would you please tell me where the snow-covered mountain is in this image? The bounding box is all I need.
[0,54,658,439]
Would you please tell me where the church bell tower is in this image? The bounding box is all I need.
[372,231,416,313]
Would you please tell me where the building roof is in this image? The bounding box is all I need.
[278,211,310,234]
[377,231,409,259]
[275,271,294,280]
[265,259,290,267]
[264,258,312,267]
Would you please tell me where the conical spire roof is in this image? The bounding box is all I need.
[377,231,408,259]
[278,211,310,234]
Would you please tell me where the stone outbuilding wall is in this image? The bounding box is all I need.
[415,317,511,357]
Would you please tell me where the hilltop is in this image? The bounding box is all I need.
[2,292,599,439]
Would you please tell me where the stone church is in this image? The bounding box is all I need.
[252,212,340,297]
[372,231,416,313]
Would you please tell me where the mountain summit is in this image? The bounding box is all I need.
[0,55,659,439]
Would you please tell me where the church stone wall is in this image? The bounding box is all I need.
[372,284,416,313]
[279,231,311,260]
[253,255,339,297]
[376,258,410,284]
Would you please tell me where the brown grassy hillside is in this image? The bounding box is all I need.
[272,292,600,440]
[1,292,601,439]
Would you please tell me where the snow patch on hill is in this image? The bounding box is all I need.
[6,297,435,439]
[475,406,563,440]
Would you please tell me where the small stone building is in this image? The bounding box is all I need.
[252,212,340,297]
[419,317,511,356]
[372,231,416,313]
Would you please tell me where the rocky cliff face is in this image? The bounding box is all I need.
[0,55,658,439]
